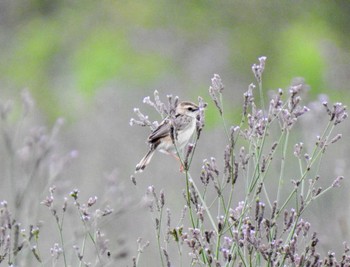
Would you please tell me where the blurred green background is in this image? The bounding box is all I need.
[1,1,350,121]
[1,1,350,266]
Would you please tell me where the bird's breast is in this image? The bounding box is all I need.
[176,119,196,149]
[157,118,196,155]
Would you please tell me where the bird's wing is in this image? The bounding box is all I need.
[147,118,171,143]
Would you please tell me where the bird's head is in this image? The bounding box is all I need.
[176,101,200,118]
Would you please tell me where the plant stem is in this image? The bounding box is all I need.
[187,173,218,233]
[276,129,289,204]
[56,213,67,267]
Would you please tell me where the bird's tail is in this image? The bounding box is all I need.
[135,149,155,172]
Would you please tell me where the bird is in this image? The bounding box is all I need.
[135,101,200,172]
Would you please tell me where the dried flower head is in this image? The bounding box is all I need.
[21,89,34,116]
[243,83,256,116]
[332,176,344,188]
[323,102,348,125]
[143,90,167,118]
[252,56,267,83]
[196,96,207,137]
[209,74,224,115]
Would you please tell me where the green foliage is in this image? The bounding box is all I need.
[73,30,128,97]
[271,21,332,94]
[7,18,60,84]
[1,1,349,121]
[72,29,172,98]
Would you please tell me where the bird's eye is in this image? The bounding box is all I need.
[187,107,193,111]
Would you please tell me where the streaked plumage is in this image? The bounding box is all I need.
[136,101,199,172]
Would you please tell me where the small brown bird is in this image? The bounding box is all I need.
[136,101,200,172]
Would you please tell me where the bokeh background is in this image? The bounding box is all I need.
[1,1,350,266]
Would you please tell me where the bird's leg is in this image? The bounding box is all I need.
[166,152,185,172]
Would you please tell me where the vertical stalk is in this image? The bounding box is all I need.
[276,129,289,204]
